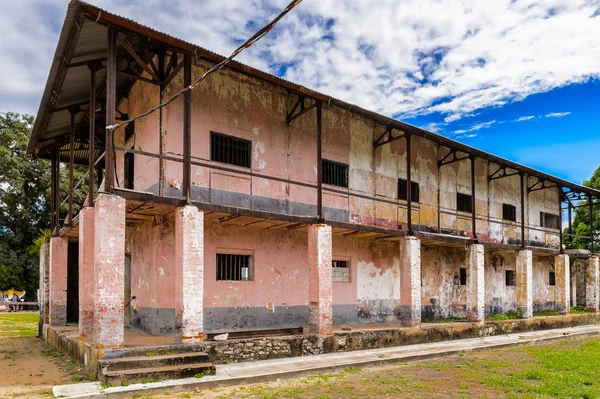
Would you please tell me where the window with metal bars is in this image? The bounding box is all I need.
[216,254,252,281]
[457,193,473,213]
[505,270,516,286]
[398,179,420,202]
[549,272,556,286]
[322,159,348,188]
[502,203,517,222]
[540,212,559,229]
[332,260,350,283]
[210,132,251,168]
[459,268,467,286]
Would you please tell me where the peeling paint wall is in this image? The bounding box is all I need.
[332,237,400,325]
[484,250,517,315]
[125,215,177,335]
[532,255,557,311]
[421,245,467,319]
[117,58,562,249]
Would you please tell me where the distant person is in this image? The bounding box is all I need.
[10,294,18,312]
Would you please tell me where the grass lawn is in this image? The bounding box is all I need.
[0,312,39,337]
[181,336,600,399]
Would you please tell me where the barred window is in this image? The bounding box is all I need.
[505,270,516,286]
[457,193,473,213]
[216,254,252,281]
[210,132,251,168]
[332,260,350,283]
[503,203,517,222]
[398,179,420,203]
[540,212,559,230]
[322,159,348,188]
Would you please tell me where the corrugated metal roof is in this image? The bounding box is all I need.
[27,0,600,198]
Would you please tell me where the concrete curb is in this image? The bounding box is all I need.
[53,325,600,399]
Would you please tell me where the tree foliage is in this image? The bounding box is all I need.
[563,165,600,252]
[0,113,49,294]
[0,112,87,296]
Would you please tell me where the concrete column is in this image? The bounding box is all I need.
[308,224,333,336]
[399,236,421,326]
[78,207,95,338]
[516,250,533,318]
[49,236,68,326]
[586,256,599,313]
[466,244,485,322]
[571,268,577,307]
[39,242,50,325]
[93,194,126,351]
[555,254,570,315]
[174,206,204,342]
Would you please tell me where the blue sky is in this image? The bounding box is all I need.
[404,79,600,183]
[1,0,599,185]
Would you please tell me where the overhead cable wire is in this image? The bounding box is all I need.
[106,0,303,132]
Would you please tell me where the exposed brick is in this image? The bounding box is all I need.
[308,224,332,336]
[49,237,68,326]
[93,194,126,351]
[39,242,50,325]
[399,236,421,326]
[78,207,95,338]
[586,256,599,313]
[466,244,485,322]
[516,250,533,318]
[175,205,204,342]
[555,254,570,315]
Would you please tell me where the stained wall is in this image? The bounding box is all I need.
[118,58,561,249]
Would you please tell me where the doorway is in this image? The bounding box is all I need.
[66,242,79,324]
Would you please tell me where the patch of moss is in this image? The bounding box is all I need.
[533,310,560,317]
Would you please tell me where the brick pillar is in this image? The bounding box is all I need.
[571,267,577,307]
[516,250,533,318]
[586,256,599,313]
[308,224,333,335]
[93,194,125,351]
[49,236,68,326]
[174,206,204,342]
[466,244,485,322]
[399,236,421,326]
[78,207,95,338]
[39,242,50,325]
[555,254,570,315]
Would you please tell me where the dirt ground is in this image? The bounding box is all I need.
[0,313,86,399]
[2,313,600,399]
[148,335,600,399]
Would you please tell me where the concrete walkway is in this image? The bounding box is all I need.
[54,324,600,399]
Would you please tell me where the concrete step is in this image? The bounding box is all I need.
[101,352,211,371]
[103,363,216,385]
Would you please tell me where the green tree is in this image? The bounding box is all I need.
[0,113,49,296]
[563,165,600,252]
[0,112,87,298]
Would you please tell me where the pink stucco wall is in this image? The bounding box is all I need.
[118,57,561,248]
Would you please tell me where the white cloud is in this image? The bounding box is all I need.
[453,119,496,137]
[545,112,572,118]
[1,0,599,127]
[516,115,536,121]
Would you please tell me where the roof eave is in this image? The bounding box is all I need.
[27,0,600,198]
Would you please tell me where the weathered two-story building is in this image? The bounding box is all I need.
[31,0,599,365]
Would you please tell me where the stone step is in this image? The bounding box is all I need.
[101,352,211,371]
[103,363,216,385]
